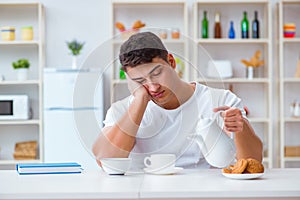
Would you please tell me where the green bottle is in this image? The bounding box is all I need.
[241,11,249,38]
[202,10,209,38]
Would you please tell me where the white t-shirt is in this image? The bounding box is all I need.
[103,82,246,169]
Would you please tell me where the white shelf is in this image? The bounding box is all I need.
[112,79,127,85]
[113,38,186,45]
[197,78,269,83]
[112,0,186,5]
[282,38,300,43]
[0,40,40,45]
[283,157,300,162]
[0,120,40,125]
[196,38,270,44]
[248,118,270,123]
[0,2,45,168]
[278,0,300,168]
[195,0,269,4]
[284,117,300,122]
[0,80,40,85]
[111,1,188,103]
[194,0,273,168]
[283,78,300,83]
[0,159,41,165]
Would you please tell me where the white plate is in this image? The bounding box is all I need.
[144,167,183,175]
[222,172,264,180]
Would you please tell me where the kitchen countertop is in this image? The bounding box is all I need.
[0,168,299,200]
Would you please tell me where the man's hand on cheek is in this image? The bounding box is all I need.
[127,78,151,101]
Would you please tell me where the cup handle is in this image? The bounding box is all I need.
[144,156,151,168]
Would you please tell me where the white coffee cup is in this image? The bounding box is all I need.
[144,154,175,171]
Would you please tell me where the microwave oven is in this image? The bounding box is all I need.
[0,95,30,120]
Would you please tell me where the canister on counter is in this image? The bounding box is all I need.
[1,26,15,41]
[21,26,33,40]
[159,30,168,39]
[171,28,180,39]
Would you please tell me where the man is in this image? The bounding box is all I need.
[93,32,263,169]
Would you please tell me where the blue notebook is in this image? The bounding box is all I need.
[16,162,83,175]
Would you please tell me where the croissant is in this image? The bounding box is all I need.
[115,22,126,32]
[132,20,145,29]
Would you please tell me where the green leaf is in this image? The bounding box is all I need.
[12,59,30,69]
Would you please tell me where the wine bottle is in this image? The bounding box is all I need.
[252,11,260,38]
[241,11,249,39]
[202,10,209,38]
[214,12,221,38]
[228,21,235,39]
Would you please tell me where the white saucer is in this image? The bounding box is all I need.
[144,167,183,175]
[222,172,264,180]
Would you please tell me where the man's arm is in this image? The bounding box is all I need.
[214,106,263,162]
[92,96,149,159]
[92,80,150,163]
[234,118,263,162]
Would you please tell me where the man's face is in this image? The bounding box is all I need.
[126,57,179,107]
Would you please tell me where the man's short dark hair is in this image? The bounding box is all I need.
[119,32,168,72]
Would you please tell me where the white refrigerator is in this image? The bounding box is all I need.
[44,68,103,170]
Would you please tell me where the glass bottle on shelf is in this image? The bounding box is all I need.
[252,11,260,38]
[241,11,249,39]
[202,10,209,38]
[214,12,221,38]
[228,21,235,39]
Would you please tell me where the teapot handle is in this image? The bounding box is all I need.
[212,111,235,139]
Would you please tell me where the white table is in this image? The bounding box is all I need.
[0,168,299,200]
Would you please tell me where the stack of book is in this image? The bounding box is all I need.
[16,162,83,175]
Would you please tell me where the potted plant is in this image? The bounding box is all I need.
[66,39,85,69]
[12,58,30,81]
[241,50,264,79]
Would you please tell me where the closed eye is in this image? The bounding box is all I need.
[136,79,146,85]
[151,67,162,76]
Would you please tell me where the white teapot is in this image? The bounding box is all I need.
[189,113,236,168]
